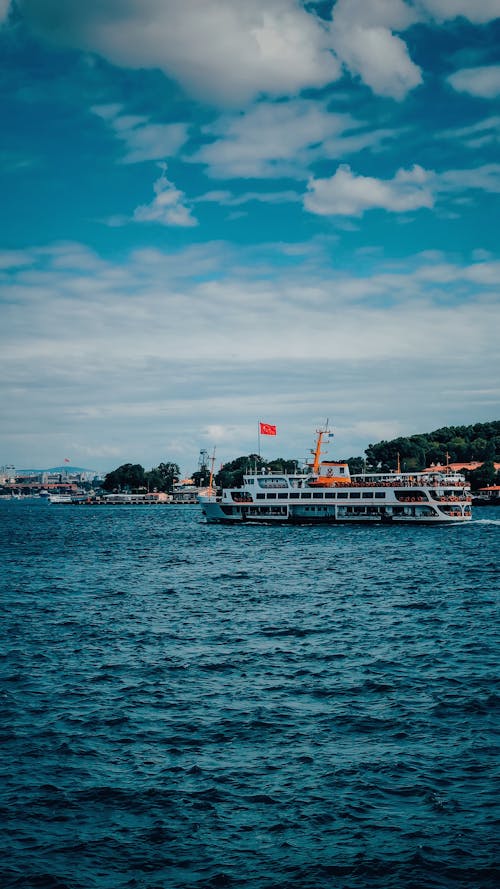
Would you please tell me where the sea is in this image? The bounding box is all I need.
[1,499,498,889]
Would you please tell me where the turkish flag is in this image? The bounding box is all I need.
[260,422,276,435]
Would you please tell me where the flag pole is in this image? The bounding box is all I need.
[257,421,261,459]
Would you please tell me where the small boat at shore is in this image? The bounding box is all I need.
[48,493,73,504]
[199,426,473,525]
[471,485,500,506]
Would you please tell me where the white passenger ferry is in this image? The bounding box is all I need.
[48,493,73,504]
[199,427,472,525]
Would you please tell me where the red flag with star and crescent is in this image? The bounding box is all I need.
[259,422,277,436]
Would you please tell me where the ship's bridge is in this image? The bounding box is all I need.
[241,461,351,491]
[243,473,305,489]
[307,461,351,487]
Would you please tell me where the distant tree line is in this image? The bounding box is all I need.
[364,421,500,470]
[100,421,499,495]
[363,420,500,489]
[101,462,180,493]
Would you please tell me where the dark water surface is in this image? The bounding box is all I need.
[1,500,498,889]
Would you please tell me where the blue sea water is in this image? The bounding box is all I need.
[0,499,498,889]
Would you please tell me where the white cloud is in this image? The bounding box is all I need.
[327,0,500,100]
[1,241,498,470]
[193,101,353,178]
[437,163,500,194]
[133,164,198,227]
[69,442,122,459]
[417,0,500,24]
[338,0,419,31]
[441,116,500,150]
[91,104,188,163]
[13,0,500,111]
[18,0,341,106]
[202,424,242,445]
[447,66,500,99]
[464,260,500,284]
[304,164,434,216]
[197,189,302,207]
[330,0,422,100]
[191,100,392,180]
[0,0,11,24]
[0,249,35,269]
[303,160,500,220]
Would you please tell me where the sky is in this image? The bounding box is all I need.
[1,0,500,475]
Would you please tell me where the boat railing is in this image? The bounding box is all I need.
[350,475,467,488]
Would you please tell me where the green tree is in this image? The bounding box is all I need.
[145,469,166,492]
[216,454,263,489]
[484,439,497,461]
[267,458,299,474]
[102,463,146,492]
[447,436,468,461]
[469,461,497,492]
[363,421,500,470]
[347,456,365,474]
[155,462,180,493]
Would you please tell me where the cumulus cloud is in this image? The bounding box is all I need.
[330,0,422,100]
[447,66,500,99]
[16,0,341,106]
[304,164,434,217]
[133,163,197,227]
[304,160,500,219]
[91,104,188,163]
[326,1,500,101]
[11,0,500,109]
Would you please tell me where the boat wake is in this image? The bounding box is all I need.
[444,518,500,532]
[473,518,500,525]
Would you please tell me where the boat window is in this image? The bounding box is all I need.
[375,492,385,499]
[362,492,374,498]
[266,493,277,499]
[278,493,288,499]
[350,492,360,499]
[258,477,288,489]
[313,492,324,499]
[256,493,265,500]
[300,492,312,499]
[337,492,348,499]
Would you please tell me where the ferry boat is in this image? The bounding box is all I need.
[48,493,73,504]
[199,427,472,525]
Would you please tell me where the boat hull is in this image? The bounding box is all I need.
[200,499,471,525]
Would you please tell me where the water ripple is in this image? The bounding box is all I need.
[0,501,498,888]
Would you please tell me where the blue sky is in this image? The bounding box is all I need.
[1,0,499,474]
